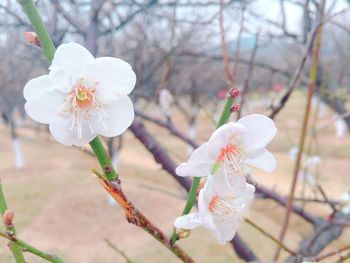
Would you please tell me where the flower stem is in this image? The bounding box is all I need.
[0,231,64,263]
[89,137,118,181]
[17,0,56,62]
[170,97,233,243]
[0,181,26,263]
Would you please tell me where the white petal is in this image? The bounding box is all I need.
[213,214,242,244]
[49,43,94,79]
[24,75,55,100]
[49,115,96,146]
[175,142,213,177]
[238,114,277,149]
[48,68,72,92]
[342,205,350,214]
[198,181,216,230]
[24,88,65,124]
[174,213,202,229]
[84,57,136,96]
[92,95,134,137]
[245,148,276,172]
[209,122,246,150]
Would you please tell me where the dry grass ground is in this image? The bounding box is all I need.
[0,91,349,263]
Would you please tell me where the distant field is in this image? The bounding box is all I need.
[0,91,349,263]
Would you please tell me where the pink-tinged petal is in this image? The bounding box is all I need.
[23,75,55,100]
[49,43,94,79]
[238,114,277,149]
[91,94,134,137]
[175,142,213,177]
[213,214,242,244]
[174,213,202,229]
[24,88,65,124]
[49,115,96,146]
[84,57,136,96]
[245,148,276,172]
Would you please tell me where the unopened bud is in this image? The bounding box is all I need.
[230,103,240,113]
[176,228,191,240]
[24,32,41,47]
[3,210,14,226]
[228,88,240,98]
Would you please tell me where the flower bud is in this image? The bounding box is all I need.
[228,88,240,98]
[230,103,240,113]
[3,210,14,226]
[24,32,41,47]
[176,228,191,240]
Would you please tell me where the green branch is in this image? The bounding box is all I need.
[171,97,233,243]
[0,181,25,263]
[0,231,64,263]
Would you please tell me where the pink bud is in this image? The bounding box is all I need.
[3,210,14,226]
[24,32,41,47]
[230,103,240,113]
[228,88,240,98]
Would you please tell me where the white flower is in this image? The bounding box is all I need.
[174,172,255,244]
[23,43,136,146]
[176,114,277,181]
[159,88,173,118]
[340,192,350,214]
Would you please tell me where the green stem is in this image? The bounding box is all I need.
[0,181,26,263]
[0,232,64,263]
[171,97,233,243]
[18,0,56,62]
[89,137,118,181]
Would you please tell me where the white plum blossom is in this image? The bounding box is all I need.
[176,114,277,183]
[174,172,255,244]
[23,43,136,146]
[159,88,174,118]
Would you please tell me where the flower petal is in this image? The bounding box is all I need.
[49,43,94,79]
[175,142,213,177]
[212,214,242,244]
[174,213,202,229]
[209,122,246,151]
[49,115,96,146]
[238,114,277,149]
[245,148,276,172]
[24,75,54,100]
[24,88,65,124]
[84,57,136,96]
[92,95,134,137]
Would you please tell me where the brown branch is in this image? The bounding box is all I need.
[95,171,195,263]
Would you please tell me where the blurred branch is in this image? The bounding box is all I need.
[274,1,325,259]
[104,238,134,263]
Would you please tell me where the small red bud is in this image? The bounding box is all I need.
[230,103,240,113]
[24,32,41,47]
[3,210,14,226]
[228,88,240,98]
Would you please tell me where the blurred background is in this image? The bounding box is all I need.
[0,0,350,262]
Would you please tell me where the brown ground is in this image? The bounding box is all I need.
[0,91,349,263]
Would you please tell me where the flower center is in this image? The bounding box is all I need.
[57,79,110,140]
[75,84,94,108]
[216,144,237,163]
[208,194,237,216]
